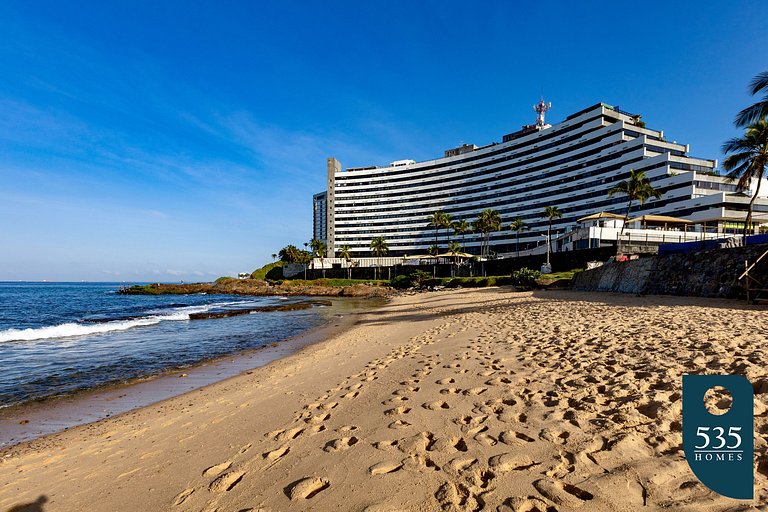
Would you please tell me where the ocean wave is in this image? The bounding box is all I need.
[0,307,209,343]
[0,299,278,343]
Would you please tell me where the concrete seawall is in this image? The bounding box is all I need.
[572,243,768,298]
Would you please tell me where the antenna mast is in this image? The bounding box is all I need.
[533,98,552,128]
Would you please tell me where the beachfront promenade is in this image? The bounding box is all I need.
[1,289,767,511]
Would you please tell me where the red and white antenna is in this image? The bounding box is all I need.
[533,98,552,127]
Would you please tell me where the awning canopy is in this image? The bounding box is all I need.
[626,214,692,224]
[576,212,626,223]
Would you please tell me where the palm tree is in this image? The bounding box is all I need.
[509,217,528,258]
[370,236,388,280]
[427,244,440,276]
[543,206,562,261]
[447,240,462,275]
[473,209,501,259]
[722,119,768,236]
[736,71,768,127]
[271,253,278,261]
[428,211,451,250]
[607,169,663,235]
[338,245,352,279]
[453,219,472,249]
[439,212,453,246]
[310,238,327,277]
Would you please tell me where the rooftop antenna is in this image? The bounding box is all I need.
[533,97,552,128]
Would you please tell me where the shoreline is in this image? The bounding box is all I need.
[2,289,766,511]
[0,296,385,449]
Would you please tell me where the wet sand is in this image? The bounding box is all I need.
[0,297,380,448]
[1,289,767,511]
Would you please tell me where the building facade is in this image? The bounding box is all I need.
[312,191,327,245]
[317,102,768,257]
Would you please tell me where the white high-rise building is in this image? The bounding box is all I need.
[316,102,768,257]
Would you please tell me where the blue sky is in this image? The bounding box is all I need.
[1,1,766,281]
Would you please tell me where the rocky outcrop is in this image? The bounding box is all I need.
[119,279,393,298]
[572,243,768,299]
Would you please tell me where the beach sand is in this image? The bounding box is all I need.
[1,289,767,511]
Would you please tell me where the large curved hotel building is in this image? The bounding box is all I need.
[315,102,768,257]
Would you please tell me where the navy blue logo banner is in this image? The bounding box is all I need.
[682,375,753,499]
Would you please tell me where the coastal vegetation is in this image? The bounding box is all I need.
[723,119,768,236]
[606,169,662,234]
[473,208,501,259]
[543,205,562,254]
[722,70,768,237]
[370,236,389,279]
[428,210,452,249]
[452,219,472,249]
[278,244,312,264]
[250,261,284,280]
[735,70,768,127]
[509,217,528,257]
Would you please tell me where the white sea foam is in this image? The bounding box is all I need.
[0,302,252,343]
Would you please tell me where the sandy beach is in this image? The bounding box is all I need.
[2,288,767,511]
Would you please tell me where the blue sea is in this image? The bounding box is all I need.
[0,282,334,408]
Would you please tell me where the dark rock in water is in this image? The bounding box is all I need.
[188,301,316,320]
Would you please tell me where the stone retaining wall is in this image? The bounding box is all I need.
[572,243,768,299]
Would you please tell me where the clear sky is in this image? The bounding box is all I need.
[1,1,766,281]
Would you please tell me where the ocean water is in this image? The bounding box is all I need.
[0,282,332,408]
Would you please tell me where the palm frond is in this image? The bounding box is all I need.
[735,101,768,127]
[748,71,768,95]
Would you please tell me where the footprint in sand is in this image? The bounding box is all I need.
[202,461,232,477]
[382,396,410,405]
[373,439,399,451]
[368,461,404,475]
[173,488,195,506]
[384,406,411,416]
[286,477,331,500]
[499,430,535,444]
[388,420,412,429]
[436,378,455,385]
[488,453,539,472]
[423,401,450,410]
[306,412,331,424]
[263,445,290,461]
[342,391,359,399]
[209,470,246,492]
[497,496,554,512]
[533,478,594,507]
[323,437,359,452]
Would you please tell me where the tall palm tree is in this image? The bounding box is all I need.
[271,253,278,261]
[439,212,453,246]
[447,240,462,274]
[453,219,472,250]
[543,206,562,258]
[310,238,327,277]
[473,209,501,259]
[509,217,528,258]
[428,211,451,250]
[370,236,388,280]
[736,71,768,127]
[722,119,768,236]
[338,244,352,279]
[607,169,663,235]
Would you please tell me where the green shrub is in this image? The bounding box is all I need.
[390,270,433,289]
[510,267,541,286]
[251,261,284,280]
